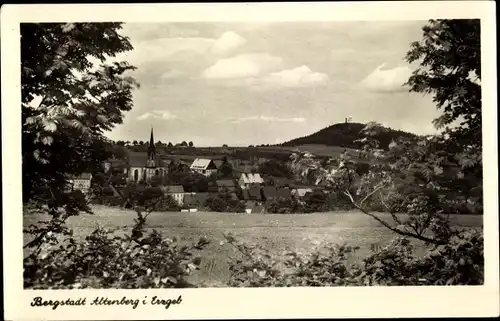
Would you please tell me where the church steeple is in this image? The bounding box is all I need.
[147,127,156,161]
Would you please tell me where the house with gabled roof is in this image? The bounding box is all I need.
[66,172,93,195]
[190,158,218,177]
[262,186,292,202]
[160,185,186,205]
[238,172,264,189]
[291,187,314,199]
[183,192,211,209]
[262,186,278,202]
[266,176,294,188]
[244,201,266,214]
[216,179,238,193]
[241,185,262,202]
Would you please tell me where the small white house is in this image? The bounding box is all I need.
[161,185,186,206]
[238,172,264,189]
[291,188,313,198]
[67,173,93,195]
[190,158,218,177]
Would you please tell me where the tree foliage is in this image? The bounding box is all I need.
[224,229,483,287]
[22,23,140,267]
[288,19,483,245]
[22,23,139,202]
[405,18,483,211]
[405,19,481,146]
[24,204,208,289]
[166,162,210,193]
[258,159,293,179]
[217,156,234,178]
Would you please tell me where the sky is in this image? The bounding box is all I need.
[104,21,442,147]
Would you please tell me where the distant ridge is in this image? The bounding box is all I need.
[281,122,418,149]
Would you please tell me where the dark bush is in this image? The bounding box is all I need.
[24,208,209,289]
[224,229,484,287]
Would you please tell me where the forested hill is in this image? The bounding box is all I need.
[281,122,418,149]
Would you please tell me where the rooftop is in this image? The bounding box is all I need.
[216,179,237,187]
[190,158,215,170]
[128,152,168,167]
[162,185,185,194]
[242,186,262,201]
[69,173,92,180]
[183,193,211,207]
[240,172,264,184]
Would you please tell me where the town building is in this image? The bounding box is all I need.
[190,158,218,177]
[262,186,292,202]
[126,128,169,182]
[216,179,238,193]
[265,176,294,188]
[291,187,314,199]
[161,185,186,206]
[238,172,264,189]
[241,185,263,202]
[244,201,266,214]
[183,193,211,210]
[66,173,93,195]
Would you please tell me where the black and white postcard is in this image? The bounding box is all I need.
[2,2,498,320]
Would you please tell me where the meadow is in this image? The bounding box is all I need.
[267,144,359,157]
[23,205,483,287]
[174,144,358,159]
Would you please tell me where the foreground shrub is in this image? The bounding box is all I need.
[224,229,484,287]
[223,232,363,287]
[224,233,282,287]
[280,244,363,286]
[363,229,483,285]
[24,208,209,289]
[204,192,246,213]
[266,197,304,214]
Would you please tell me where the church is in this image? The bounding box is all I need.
[126,128,169,182]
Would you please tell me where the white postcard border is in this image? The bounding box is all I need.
[2,2,498,320]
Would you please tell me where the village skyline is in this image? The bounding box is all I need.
[103,21,443,147]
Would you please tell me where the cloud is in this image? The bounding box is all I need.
[137,110,178,121]
[161,69,185,79]
[114,30,246,67]
[115,37,214,66]
[231,115,306,123]
[256,65,329,88]
[202,53,283,79]
[361,63,413,93]
[121,23,202,42]
[203,59,328,89]
[210,31,247,55]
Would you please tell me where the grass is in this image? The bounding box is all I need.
[23,205,483,287]
[272,145,360,157]
[168,144,358,158]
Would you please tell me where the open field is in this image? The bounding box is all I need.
[164,144,358,159]
[265,145,359,157]
[24,206,482,287]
